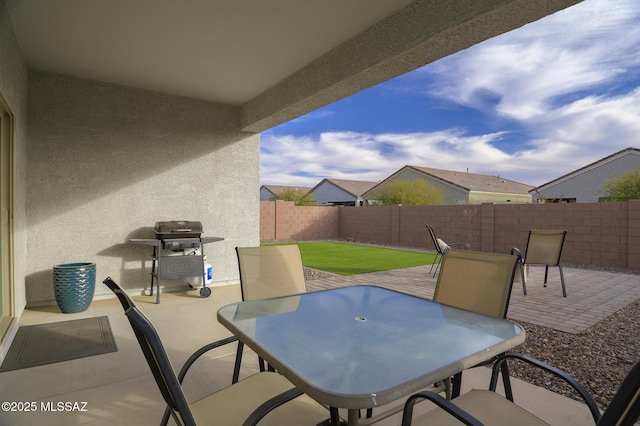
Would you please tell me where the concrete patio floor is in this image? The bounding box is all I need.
[0,264,637,425]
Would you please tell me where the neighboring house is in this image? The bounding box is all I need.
[363,165,534,205]
[309,179,377,206]
[531,147,640,203]
[260,185,313,201]
[0,0,583,358]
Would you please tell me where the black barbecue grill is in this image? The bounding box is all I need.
[130,221,224,304]
[154,220,202,240]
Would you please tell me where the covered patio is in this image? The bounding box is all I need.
[1,264,637,425]
[1,0,586,358]
[4,1,626,424]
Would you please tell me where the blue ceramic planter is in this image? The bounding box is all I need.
[52,262,96,313]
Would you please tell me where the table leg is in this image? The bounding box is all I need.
[150,246,156,296]
[319,408,345,426]
[347,409,359,425]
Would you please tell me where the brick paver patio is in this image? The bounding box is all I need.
[306,265,640,334]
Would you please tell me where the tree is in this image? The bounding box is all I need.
[373,179,443,206]
[601,166,640,202]
[270,187,318,206]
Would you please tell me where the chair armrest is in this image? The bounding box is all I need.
[490,353,601,422]
[401,391,483,426]
[242,387,305,426]
[449,241,466,249]
[161,336,240,426]
[176,335,239,384]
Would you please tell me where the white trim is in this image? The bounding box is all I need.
[0,91,15,345]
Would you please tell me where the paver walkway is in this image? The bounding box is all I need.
[306,265,640,334]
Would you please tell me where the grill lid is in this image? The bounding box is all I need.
[154,221,203,239]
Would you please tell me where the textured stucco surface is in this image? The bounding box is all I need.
[0,0,585,329]
[241,0,583,132]
[367,168,532,205]
[533,152,640,203]
[312,182,357,206]
[25,71,259,304]
[375,167,469,204]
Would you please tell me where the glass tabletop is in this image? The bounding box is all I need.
[217,285,525,409]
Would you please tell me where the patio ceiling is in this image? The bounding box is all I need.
[6,0,582,132]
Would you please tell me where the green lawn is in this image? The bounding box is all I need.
[268,241,438,276]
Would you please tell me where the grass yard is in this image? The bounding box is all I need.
[268,241,438,276]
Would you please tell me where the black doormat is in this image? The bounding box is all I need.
[0,316,117,372]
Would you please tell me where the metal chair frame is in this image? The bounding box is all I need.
[102,277,328,426]
[402,353,640,426]
[511,229,567,297]
[234,245,308,376]
[426,225,464,277]
[433,249,520,399]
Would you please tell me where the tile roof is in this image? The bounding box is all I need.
[408,166,534,194]
[261,185,312,194]
[530,147,640,192]
[312,179,378,196]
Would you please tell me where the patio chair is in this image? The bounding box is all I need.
[236,245,307,301]
[426,225,464,277]
[234,245,307,378]
[511,229,567,297]
[102,277,330,426]
[401,353,640,426]
[433,249,520,399]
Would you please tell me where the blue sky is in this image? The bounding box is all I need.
[260,0,640,187]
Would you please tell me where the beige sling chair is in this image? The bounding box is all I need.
[102,277,329,426]
[402,353,640,426]
[236,245,307,301]
[511,229,567,297]
[234,245,307,379]
[433,249,520,400]
[426,225,465,277]
[366,248,520,424]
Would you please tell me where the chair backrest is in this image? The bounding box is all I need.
[236,245,307,301]
[598,359,640,426]
[102,277,196,426]
[433,249,519,318]
[426,225,447,255]
[523,230,566,266]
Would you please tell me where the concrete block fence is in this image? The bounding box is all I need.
[261,199,640,270]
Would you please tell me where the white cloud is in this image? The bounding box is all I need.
[261,0,640,188]
[427,0,640,121]
[261,130,524,185]
[262,84,640,187]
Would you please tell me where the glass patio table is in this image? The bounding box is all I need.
[217,285,525,426]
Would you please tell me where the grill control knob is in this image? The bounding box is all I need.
[164,241,183,251]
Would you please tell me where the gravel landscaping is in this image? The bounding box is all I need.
[304,265,640,412]
[509,298,639,410]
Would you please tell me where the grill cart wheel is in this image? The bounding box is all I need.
[200,287,212,298]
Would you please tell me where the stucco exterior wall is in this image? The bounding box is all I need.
[369,168,469,205]
[532,152,640,203]
[469,190,532,204]
[311,182,356,205]
[25,71,259,305]
[260,187,275,201]
[0,0,28,317]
